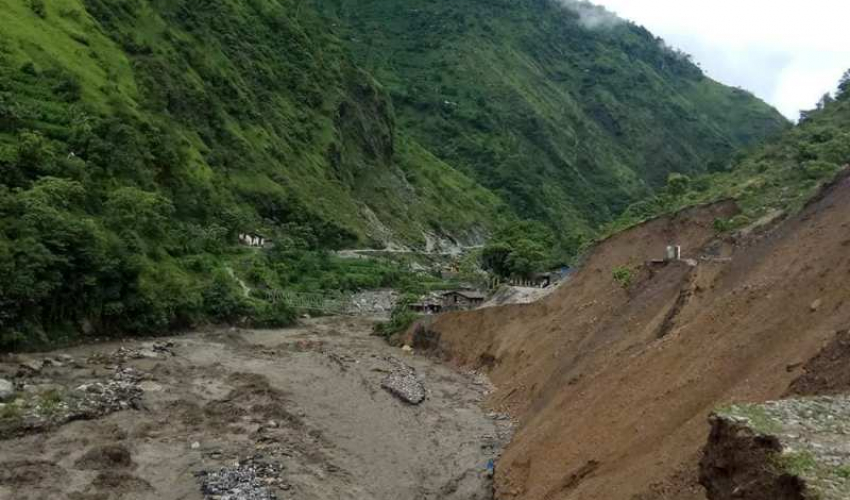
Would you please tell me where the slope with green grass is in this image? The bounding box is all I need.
[0,0,502,346]
[315,0,789,246]
[605,74,850,237]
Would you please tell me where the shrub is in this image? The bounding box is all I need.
[373,294,420,338]
[247,299,296,328]
[612,266,634,288]
[202,271,250,323]
[28,0,46,18]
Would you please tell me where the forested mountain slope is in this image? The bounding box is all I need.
[606,71,850,236]
[0,0,502,344]
[0,0,786,344]
[316,0,788,245]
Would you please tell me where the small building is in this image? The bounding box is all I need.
[509,267,572,288]
[409,301,443,315]
[441,290,486,311]
[239,232,267,248]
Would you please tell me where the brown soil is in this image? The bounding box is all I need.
[699,416,805,500]
[0,317,509,500]
[787,329,850,396]
[418,170,850,499]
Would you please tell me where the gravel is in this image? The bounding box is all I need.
[380,358,426,405]
[197,457,283,500]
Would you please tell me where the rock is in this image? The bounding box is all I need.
[191,441,201,450]
[811,298,823,312]
[0,379,14,401]
[136,349,160,359]
[381,359,426,405]
[22,383,63,395]
[401,345,414,354]
[198,457,281,500]
[43,358,64,367]
[19,359,43,374]
[138,381,163,393]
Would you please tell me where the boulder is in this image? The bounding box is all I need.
[0,379,14,401]
[18,358,43,374]
[380,360,425,405]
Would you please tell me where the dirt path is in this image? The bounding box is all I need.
[0,317,510,500]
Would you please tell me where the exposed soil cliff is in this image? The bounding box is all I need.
[415,169,850,499]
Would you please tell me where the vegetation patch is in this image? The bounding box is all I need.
[612,266,635,289]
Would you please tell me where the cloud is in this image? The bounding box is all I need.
[559,0,623,30]
[583,0,850,120]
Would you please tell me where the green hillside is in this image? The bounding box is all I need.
[0,0,788,346]
[606,72,850,237]
[316,0,788,245]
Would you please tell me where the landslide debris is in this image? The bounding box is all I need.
[0,366,143,437]
[701,397,850,500]
[198,456,284,500]
[418,170,850,500]
[380,357,426,405]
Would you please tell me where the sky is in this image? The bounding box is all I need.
[584,0,849,120]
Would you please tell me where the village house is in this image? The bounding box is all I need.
[441,290,486,311]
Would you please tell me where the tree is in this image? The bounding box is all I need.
[104,187,174,240]
[816,92,834,110]
[481,220,553,279]
[838,69,850,100]
[665,172,691,198]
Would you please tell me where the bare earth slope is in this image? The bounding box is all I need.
[421,169,850,499]
[0,318,507,500]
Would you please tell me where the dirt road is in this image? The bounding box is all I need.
[0,317,509,500]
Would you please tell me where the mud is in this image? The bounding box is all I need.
[0,317,509,500]
[699,416,804,500]
[418,172,850,500]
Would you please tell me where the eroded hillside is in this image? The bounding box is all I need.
[418,169,850,499]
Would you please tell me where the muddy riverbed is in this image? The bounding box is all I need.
[0,317,510,500]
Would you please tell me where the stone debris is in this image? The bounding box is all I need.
[197,457,283,500]
[139,381,164,393]
[380,358,425,405]
[347,290,398,317]
[0,367,144,437]
[89,341,176,365]
[75,367,144,416]
[18,358,43,374]
[22,383,64,395]
[0,378,13,401]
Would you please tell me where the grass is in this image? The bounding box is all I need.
[612,266,635,289]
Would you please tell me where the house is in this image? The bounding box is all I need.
[239,232,267,248]
[441,290,486,311]
[509,267,572,288]
[409,300,443,315]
